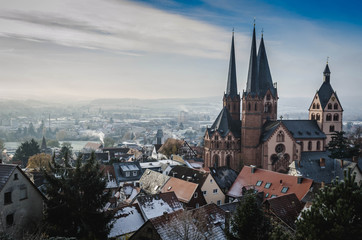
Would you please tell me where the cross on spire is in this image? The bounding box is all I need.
[279,115,283,120]
[261,28,264,37]
[253,17,256,26]
[327,56,329,64]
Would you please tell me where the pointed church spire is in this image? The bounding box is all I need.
[323,62,331,83]
[257,32,276,97]
[226,31,238,97]
[245,24,259,95]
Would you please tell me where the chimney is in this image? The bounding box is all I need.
[320,158,325,168]
[251,165,256,174]
[297,175,303,184]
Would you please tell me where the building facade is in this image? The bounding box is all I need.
[204,25,343,172]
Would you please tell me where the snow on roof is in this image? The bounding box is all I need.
[121,164,139,171]
[108,205,145,238]
[106,179,118,189]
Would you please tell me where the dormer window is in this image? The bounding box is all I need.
[133,171,138,176]
[125,171,130,177]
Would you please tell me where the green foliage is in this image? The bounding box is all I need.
[43,153,113,239]
[327,131,359,159]
[47,139,60,148]
[13,138,40,167]
[295,169,362,240]
[103,136,115,148]
[228,192,271,240]
[59,142,73,160]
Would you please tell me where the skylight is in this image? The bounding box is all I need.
[256,180,263,186]
[281,187,288,193]
[264,182,271,189]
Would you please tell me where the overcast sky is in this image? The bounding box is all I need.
[0,0,361,102]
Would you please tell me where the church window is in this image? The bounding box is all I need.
[330,125,335,132]
[213,155,219,167]
[275,144,285,153]
[284,154,290,162]
[248,103,251,111]
[317,141,321,150]
[316,114,320,121]
[300,142,304,151]
[228,136,232,140]
[226,142,230,149]
[271,154,278,165]
[326,114,332,121]
[277,131,284,142]
[308,141,312,151]
[226,155,231,167]
[215,136,219,141]
[333,114,339,121]
[317,103,320,109]
[233,104,236,111]
[328,103,332,109]
[334,103,338,109]
[255,103,257,111]
[311,113,315,120]
[216,142,219,149]
[313,103,316,109]
[267,94,271,100]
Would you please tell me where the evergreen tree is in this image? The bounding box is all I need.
[59,142,73,160]
[228,192,271,240]
[327,131,359,159]
[13,139,40,167]
[295,169,362,240]
[43,153,113,239]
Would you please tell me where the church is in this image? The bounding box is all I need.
[203,25,343,172]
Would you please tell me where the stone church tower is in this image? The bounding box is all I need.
[203,32,241,170]
[308,63,343,145]
[241,26,278,167]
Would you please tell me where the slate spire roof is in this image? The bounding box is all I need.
[225,31,238,97]
[317,63,339,109]
[245,25,259,96]
[257,34,277,98]
[207,107,241,138]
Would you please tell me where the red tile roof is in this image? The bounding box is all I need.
[161,177,198,203]
[227,166,313,201]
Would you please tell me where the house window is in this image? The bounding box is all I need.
[256,180,263,186]
[14,174,18,180]
[333,114,339,121]
[334,103,338,109]
[281,187,289,193]
[217,200,221,206]
[326,114,332,121]
[125,171,130,177]
[210,179,213,183]
[317,141,321,150]
[308,141,312,151]
[194,192,198,198]
[132,171,138,176]
[6,213,14,226]
[264,183,271,189]
[213,189,218,194]
[20,186,27,200]
[330,125,335,132]
[4,192,12,205]
[328,103,332,109]
[203,191,207,195]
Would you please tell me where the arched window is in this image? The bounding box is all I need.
[328,103,332,109]
[308,141,312,151]
[213,155,219,167]
[334,103,338,109]
[317,103,320,109]
[333,114,339,121]
[271,154,278,165]
[277,131,285,142]
[255,103,257,111]
[330,125,335,132]
[316,114,320,121]
[311,113,315,120]
[312,103,316,109]
[265,102,272,113]
[226,155,231,168]
[275,144,285,153]
[226,142,230,149]
[284,154,290,162]
[326,114,332,121]
[267,94,271,100]
[317,141,321,150]
[300,142,304,151]
[248,103,251,111]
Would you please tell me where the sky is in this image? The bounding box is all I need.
[0,0,361,102]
